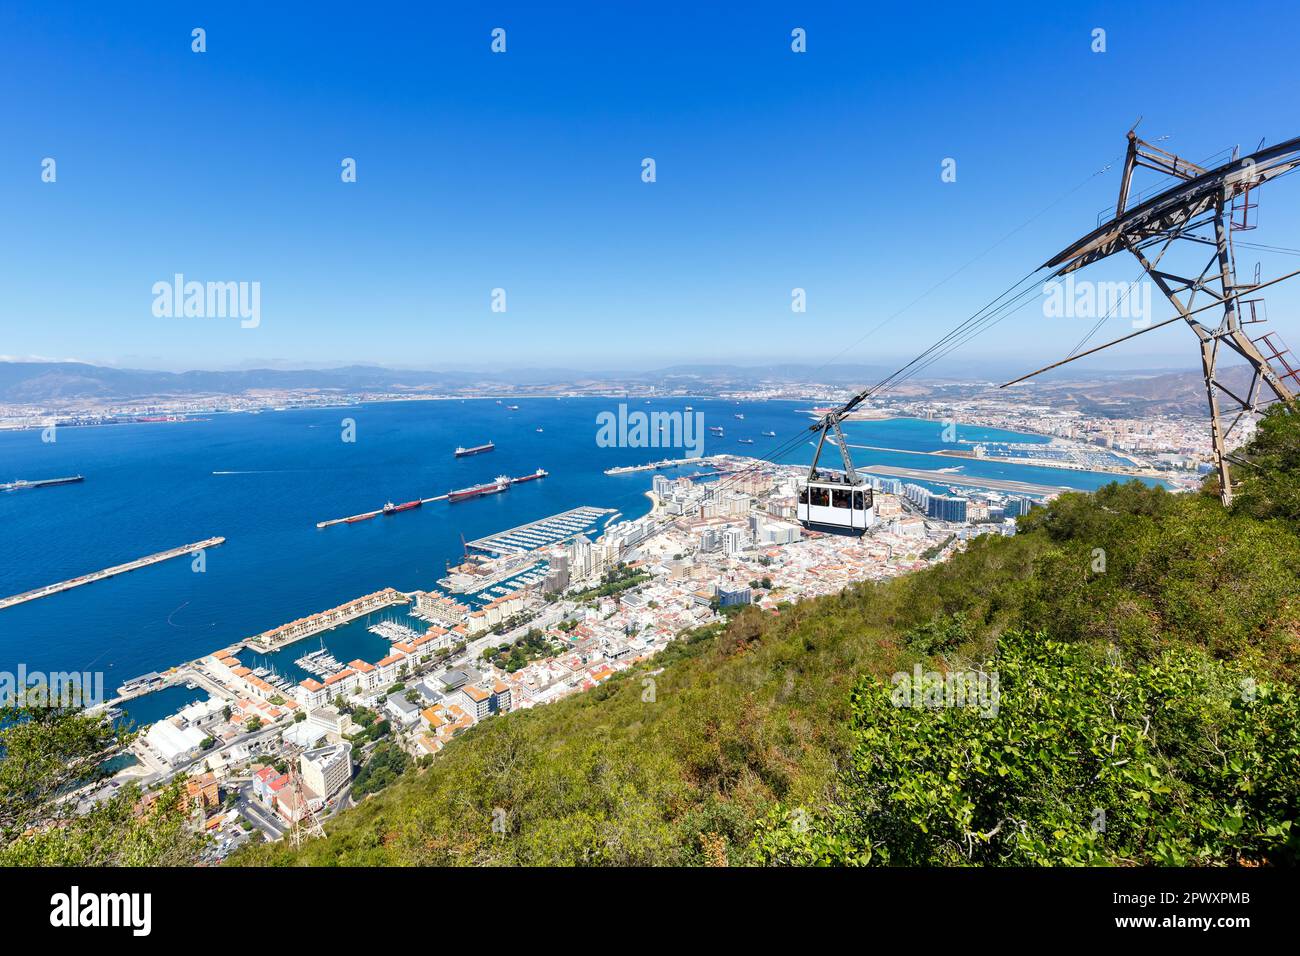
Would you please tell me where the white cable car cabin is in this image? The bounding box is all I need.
[797,419,875,535]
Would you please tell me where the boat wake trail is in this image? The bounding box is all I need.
[167,600,215,629]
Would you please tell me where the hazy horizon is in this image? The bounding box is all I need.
[3,2,1297,376]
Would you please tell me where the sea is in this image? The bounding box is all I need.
[0,397,1164,702]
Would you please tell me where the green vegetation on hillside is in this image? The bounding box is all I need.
[0,703,202,866]
[226,407,1299,866]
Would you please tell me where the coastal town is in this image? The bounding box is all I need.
[16,375,1220,861]
[72,445,1073,859]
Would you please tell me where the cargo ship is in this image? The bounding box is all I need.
[345,513,377,524]
[511,468,548,484]
[761,430,776,437]
[708,425,724,435]
[382,499,422,515]
[2,474,84,492]
[738,438,754,444]
[448,476,510,502]
[454,441,495,457]
[734,413,745,420]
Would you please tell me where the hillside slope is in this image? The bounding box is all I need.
[241,410,1300,867]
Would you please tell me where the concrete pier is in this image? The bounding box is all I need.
[0,537,225,611]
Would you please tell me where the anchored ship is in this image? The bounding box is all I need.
[454,441,495,457]
[382,499,422,515]
[2,474,84,492]
[511,468,548,484]
[738,438,754,444]
[761,430,776,437]
[448,475,511,502]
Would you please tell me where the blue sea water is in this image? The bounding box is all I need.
[0,398,1160,682]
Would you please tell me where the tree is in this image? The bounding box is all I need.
[0,704,204,866]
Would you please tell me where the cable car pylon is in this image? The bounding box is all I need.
[1003,127,1300,505]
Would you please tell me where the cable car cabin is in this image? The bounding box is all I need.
[797,473,874,535]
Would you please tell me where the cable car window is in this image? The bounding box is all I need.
[853,491,864,510]
[810,487,830,507]
[832,489,851,509]
[798,487,808,504]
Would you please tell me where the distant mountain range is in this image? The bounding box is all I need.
[0,359,1227,412]
[1021,364,1260,418]
[0,360,904,403]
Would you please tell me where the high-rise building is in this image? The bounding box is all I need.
[927,495,969,523]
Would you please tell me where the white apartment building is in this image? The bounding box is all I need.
[300,743,352,798]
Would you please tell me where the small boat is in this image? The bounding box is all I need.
[535,427,544,433]
[762,430,776,437]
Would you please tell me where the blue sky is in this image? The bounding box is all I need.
[1,1,1298,373]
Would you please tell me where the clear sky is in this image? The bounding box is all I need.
[1,0,1298,374]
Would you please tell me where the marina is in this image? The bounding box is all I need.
[0,536,225,611]
[368,615,422,643]
[294,645,345,678]
[464,505,618,557]
[245,588,411,652]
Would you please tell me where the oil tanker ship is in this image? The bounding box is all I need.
[448,475,510,502]
[511,468,548,484]
[382,499,422,515]
[454,441,495,458]
[2,474,84,492]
